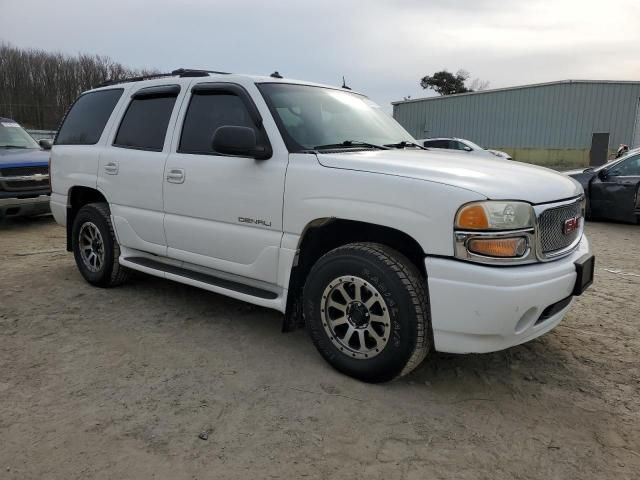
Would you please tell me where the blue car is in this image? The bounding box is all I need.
[0,117,51,218]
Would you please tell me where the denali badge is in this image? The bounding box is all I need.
[563,216,580,235]
[238,217,272,227]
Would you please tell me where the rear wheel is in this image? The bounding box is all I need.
[72,203,131,287]
[304,242,431,383]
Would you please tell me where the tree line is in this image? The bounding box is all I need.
[0,43,157,130]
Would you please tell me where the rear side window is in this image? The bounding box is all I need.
[55,89,123,145]
[179,93,261,154]
[114,85,179,151]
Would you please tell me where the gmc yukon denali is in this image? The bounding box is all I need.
[49,69,594,382]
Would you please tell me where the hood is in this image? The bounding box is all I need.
[316,148,583,204]
[0,148,50,168]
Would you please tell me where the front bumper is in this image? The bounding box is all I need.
[426,236,591,354]
[0,194,51,217]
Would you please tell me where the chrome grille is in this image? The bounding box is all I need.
[0,166,50,193]
[538,199,583,254]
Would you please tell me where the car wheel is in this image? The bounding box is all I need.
[304,242,431,383]
[72,202,131,287]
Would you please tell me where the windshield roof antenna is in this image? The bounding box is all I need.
[270,71,283,79]
[341,76,352,90]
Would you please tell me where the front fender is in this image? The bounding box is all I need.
[283,154,485,257]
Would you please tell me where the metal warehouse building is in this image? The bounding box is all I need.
[392,80,640,169]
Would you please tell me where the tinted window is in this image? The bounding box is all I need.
[424,140,450,149]
[451,141,468,150]
[114,93,177,151]
[55,89,123,145]
[179,93,260,154]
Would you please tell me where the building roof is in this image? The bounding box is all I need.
[392,79,640,105]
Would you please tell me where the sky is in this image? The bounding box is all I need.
[2,0,640,109]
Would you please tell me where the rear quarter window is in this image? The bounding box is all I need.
[55,89,124,145]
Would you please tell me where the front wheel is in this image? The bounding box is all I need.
[304,243,431,383]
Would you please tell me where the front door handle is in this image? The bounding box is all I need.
[104,162,119,175]
[166,168,185,184]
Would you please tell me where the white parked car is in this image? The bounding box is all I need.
[50,69,594,382]
[419,137,512,160]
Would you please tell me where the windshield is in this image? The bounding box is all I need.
[0,121,40,149]
[258,83,415,151]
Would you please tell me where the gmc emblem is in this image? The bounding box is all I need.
[563,216,580,235]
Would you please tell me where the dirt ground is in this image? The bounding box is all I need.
[0,216,638,480]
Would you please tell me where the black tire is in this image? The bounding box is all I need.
[304,242,431,383]
[72,202,131,287]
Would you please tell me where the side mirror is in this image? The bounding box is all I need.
[39,139,52,150]
[212,126,269,159]
[463,146,472,152]
[597,169,609,180]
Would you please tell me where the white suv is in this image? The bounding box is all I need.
[50,69,594,382]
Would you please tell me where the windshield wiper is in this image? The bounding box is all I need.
[0,145,29,149]
[313,140,389,150]
[384,140,426,150]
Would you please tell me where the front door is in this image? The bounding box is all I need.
[163,82,287,284]
[98,84,183,255]
[590,154,640,222]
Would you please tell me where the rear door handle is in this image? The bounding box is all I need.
[166,168,185,184]
[104,162,119,175]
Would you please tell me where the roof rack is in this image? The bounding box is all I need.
[95,68,231,88]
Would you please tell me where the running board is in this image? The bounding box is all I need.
[123,256,278,300]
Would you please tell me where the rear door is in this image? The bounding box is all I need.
[98,84,184,255]
[590,154,640,222]
[162,81,287,283]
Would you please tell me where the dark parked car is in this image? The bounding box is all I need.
[0,118,51,218]
[565,151,640,224]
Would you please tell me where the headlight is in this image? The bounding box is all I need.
[454,201,536,264]
[455,201,534,230]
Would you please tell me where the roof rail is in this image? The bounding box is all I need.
[94,68,231,88]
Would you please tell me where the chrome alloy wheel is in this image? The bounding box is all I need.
[320,276,391,359]
[78,221,105,273]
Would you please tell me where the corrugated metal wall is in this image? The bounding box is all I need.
[392,81,640,150]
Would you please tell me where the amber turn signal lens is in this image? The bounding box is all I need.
[455,205,489,229]
[467,237,527,258]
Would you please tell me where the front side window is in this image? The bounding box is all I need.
[0,120,39,149]
[114,87,178,151]
[613,155,640,176]
[258,83,414,151]
[56,89,123,145]
[451,141,469,150]
[179,93,260,154]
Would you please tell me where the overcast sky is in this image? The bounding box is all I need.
[2,0,639,108]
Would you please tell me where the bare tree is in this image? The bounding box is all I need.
[468,78,490,91]
[0,43,158,130]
